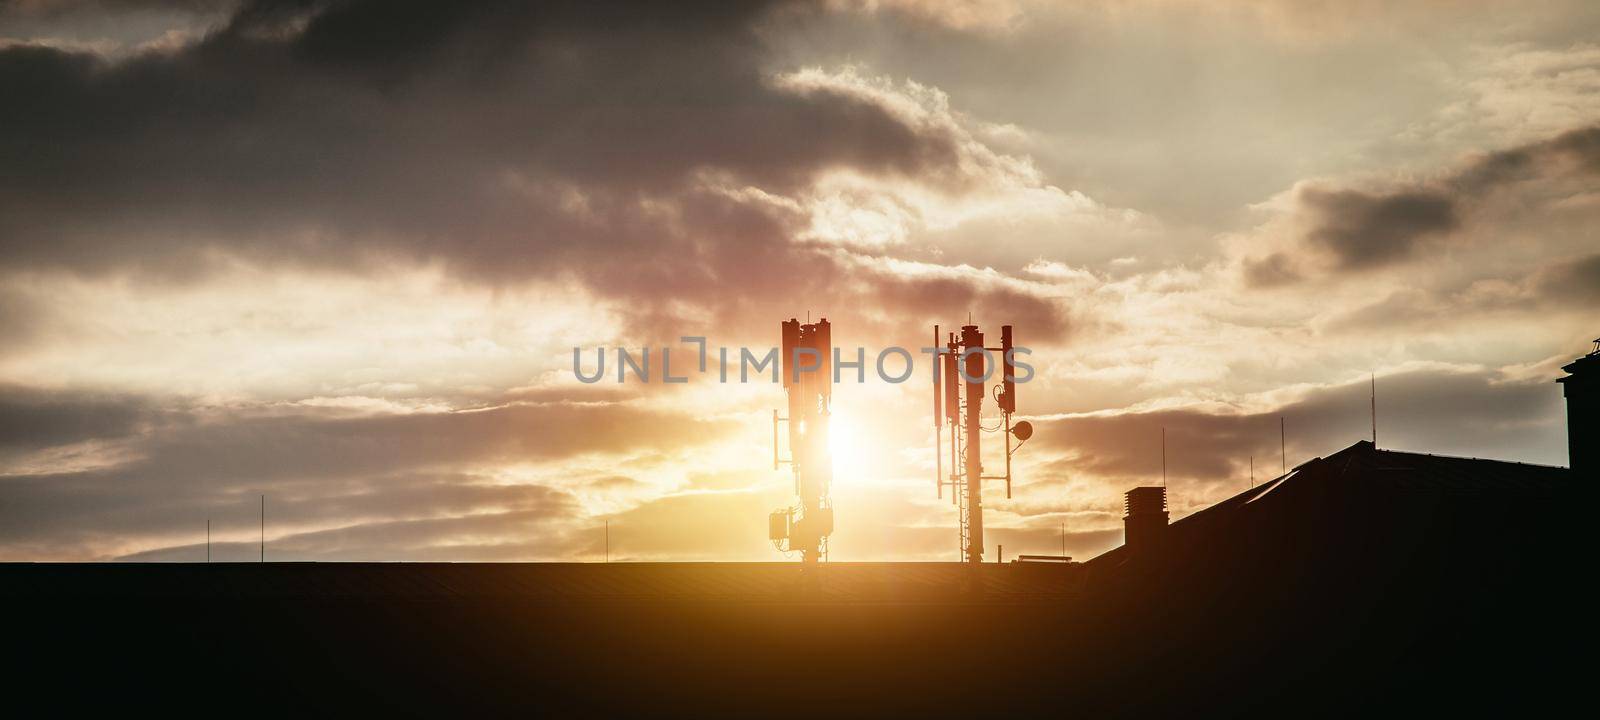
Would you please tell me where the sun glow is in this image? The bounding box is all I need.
[828,408,868,485]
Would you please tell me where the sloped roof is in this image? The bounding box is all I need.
[1088,439,1572,570]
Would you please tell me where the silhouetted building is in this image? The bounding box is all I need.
[4,449,1581,717]
[1558,340,1599,477]
[1123,486,1168,551]
[1092,439,1573,578]
[1081,438,1580,716]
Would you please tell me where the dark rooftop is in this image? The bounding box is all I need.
[1089,439,1571,571]
[4,439,1584,716]
[0,560,1082,603]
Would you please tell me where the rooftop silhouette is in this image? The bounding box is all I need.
[5,344,1591,715]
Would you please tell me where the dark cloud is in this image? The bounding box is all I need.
[868,272,1072,342]
[0,383,148,450]
[0,398,731,558]
[0,0,236,44]
[1029,407,1276,485]
[0,0,963,308]
[1531,252,1600,305]
[1028,366,1566,487]
[118,499,582,562]
[0,0,1079,350]
[0,286,48,357]
[1452,124,1600,193]
[128,400,731,482]
[1246,123,1600,284]
[1298,188,1457,270]
[1239,251,1301,288]
[0,0,238,18]
[1320,252,1600,333]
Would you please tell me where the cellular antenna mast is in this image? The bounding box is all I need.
[932,321,1033,563]
[768,317,835,564]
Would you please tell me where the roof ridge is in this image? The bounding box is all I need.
[1370,445,1569,471]
[1315,438,1567,472]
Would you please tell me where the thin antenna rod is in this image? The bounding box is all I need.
[1249,456,1254,489]
[1280,417,1286,474]
[1161,427,1167,487]
[206,519,211,563]
[259,495,265,563]
[1371,372,1377,446]
[605,520,610,563]
[1060,523,1065,557]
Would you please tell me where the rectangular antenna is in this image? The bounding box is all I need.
[932,325,942,425]
[813,318,831,400]
[934,325,942,498]
[999,325,1016,413]
[780,319,800,389]
[942,335,959,424]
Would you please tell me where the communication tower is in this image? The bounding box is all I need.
[769,318,835,563]
[932,323,1033,563]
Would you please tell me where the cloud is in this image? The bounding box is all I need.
[600,488,781,561]
[0,0,1099,347]
[866,267,1072,341]
[0,396,733,559]
[828,0,1028,33]
[1441,42,1600,147]
[1319,251,1600,333]
[1239,252,1301,288]
[1027,365,1566,491]
[0,0,237,50]
[0,2,941,284]
[0,384,149,451]
[1242,123,1600,284]
[1297,188,1458,270]
[1451,123,1600,192]
[118,495,583,562]
[1531,252,1600,303]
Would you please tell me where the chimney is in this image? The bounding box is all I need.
[1558,339,1600,478]
[1123,486,1168,551]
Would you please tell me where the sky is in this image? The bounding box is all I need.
[1,0,1595,562]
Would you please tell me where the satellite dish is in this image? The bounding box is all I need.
[1011,420,1033,442]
